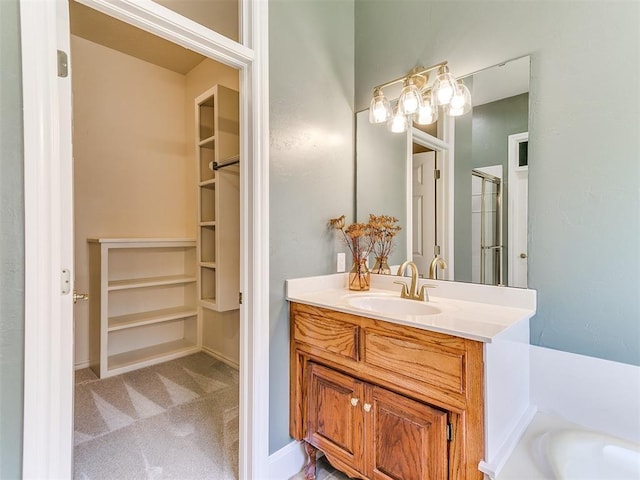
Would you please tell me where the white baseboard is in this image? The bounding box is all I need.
[267,440,306,479]
[478,405,537,478]
[74,360,90,370]
[201,345,239,370]
[76,347,239,372]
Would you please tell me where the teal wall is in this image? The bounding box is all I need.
[355,1,640,365]
[0,0,24,476]
[355,110,407,267]
[269,0,355,453]
[453,93,473,283]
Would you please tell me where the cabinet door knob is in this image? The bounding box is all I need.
[350,398,359,407]
[363,403,372,413]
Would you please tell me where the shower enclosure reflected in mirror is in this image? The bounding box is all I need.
[356,56,530,287]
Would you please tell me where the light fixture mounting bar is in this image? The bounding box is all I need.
[372,61,448,92]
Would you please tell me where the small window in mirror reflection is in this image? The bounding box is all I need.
[518,141,528,167]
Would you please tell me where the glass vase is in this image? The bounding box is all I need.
[349,258,370,291]
[371,256,391,275]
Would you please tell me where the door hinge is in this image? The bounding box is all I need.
[238,292,243,305]
[446,423,453,441]
[434,169,441,180]
[57,50,68,78]
[61,268,71,295]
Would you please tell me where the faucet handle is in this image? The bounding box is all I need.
[393,281,410,299]
[417,284,436,302]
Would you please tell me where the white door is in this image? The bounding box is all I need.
[412,151,436,275]
[21,0,75,477]
[508,132,529,288]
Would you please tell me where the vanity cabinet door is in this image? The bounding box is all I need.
[307,363,365,473]
[367,386,448,480]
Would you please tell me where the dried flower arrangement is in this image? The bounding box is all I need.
[329,214,402,285]
[328,215,374,262]
[368,214,402,261]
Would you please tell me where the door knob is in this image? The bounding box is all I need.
[73,291,89,304]
[520,253,527,259]
[363,403,372,413]
[350,398,359,407]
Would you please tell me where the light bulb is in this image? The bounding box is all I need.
[448,82,472,117]
[434,67,458,106]
[414,91,438,125]
[398,78,423,115]
[388,105,408,133]
[369,89,391,124]
[450,92,465,109]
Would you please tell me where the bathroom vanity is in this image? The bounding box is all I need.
[287,274,536,480]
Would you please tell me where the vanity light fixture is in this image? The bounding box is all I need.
[369,88,392,123]
[368,61,472,133]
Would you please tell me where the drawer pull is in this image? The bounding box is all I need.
[363,403,372,413]
[350,397,359,407]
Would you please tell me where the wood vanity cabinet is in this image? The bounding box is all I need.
[290,302,485,480]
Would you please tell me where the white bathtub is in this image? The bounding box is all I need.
[537,429,640,480]
[495,413,640,480]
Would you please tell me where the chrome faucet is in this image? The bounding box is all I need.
[394,260,432,301]
[428,256,447,280]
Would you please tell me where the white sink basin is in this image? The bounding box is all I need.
[343,294,442,316]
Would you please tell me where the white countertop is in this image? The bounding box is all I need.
[286,273,536,343]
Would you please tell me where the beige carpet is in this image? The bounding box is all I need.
[74,353,238,479]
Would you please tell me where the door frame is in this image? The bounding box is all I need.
[409,125,454,279]
[19,1,270,478]
[508,131,529,287]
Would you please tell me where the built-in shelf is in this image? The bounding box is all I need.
[196,85,240,313]
[88,238,198,378]
[200,299,217,311]
[198,135,215,147]
[199,179,216,187]
[108,338,198,375]
[108,306,198,332]
[108,274,197,291]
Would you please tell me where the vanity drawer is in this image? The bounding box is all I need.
[292,304,359,361]
[362,323,469,397]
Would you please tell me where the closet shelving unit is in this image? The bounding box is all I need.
[196,85,240,313]
[88,238,199,378]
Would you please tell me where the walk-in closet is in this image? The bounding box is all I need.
[69,1,241,477]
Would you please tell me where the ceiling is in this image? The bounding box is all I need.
[470,56,530,107]
[69,0,207,75]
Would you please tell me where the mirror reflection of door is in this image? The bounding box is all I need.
[412,151,436,275]
[508,132,529,288]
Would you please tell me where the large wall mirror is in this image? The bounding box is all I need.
[356,56,530,287]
